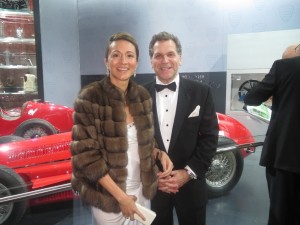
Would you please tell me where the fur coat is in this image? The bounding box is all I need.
[71,77,158,213]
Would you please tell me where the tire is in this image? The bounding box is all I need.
[206,136,244,198]
[0,135,25,144]
[0,165,28,225]
[15,119,58,139]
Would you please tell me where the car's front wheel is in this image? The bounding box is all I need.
[0,165,28,225]
[0,135,25,144]
[206,137,244,198]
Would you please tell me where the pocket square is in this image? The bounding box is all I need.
[188,105,200,118]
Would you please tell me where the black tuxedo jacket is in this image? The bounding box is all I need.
[144,76,219,205]
[244,56,300,174]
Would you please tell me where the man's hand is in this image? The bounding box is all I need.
[158,169,190,193]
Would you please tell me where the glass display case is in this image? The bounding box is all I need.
[225,69,269,144]
[230,72,266,112]
[0,0,38,109]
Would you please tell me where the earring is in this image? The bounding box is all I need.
[106,68,110,76]
[133,70,136,77]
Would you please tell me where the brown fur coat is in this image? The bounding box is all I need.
[71,77,158,213]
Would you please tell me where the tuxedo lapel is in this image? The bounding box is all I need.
[147,81,166,150]
[169,78,190,152]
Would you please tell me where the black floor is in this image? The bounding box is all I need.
[19,147,269,225]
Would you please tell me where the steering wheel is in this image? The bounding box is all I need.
[238,79,259,101]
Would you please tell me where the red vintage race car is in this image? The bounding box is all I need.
[0,100,74,138]
[0,112,259,225]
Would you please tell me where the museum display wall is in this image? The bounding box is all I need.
[0,0,299,224]
[0,0,39,109]
[36,0,300,109]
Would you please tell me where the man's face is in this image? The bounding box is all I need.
[150,40,181,84]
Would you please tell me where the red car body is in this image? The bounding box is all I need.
[0,112,256,225]
[0,100,74,138]
[217,113,254,157]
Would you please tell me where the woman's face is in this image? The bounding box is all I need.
[105,40,138,85]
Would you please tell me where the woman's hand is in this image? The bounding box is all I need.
[98,174,145,221]
[118,195,145,221]
[156,150,173,178]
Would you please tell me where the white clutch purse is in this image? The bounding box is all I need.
[123,203,156,225]
[134,203,156,225]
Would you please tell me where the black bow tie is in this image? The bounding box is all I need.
[155,82,177,92]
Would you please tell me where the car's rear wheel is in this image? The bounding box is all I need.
[0,165,28,225]
[15,119,58,138]
[206,136,244,198]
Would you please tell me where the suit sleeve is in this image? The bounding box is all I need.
[244,60,278,106]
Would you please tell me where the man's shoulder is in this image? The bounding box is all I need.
[272,56,300,72]
[276,55,300,65]
[180,76,210,90]
[143,80,155,90]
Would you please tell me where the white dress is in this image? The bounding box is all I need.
[91,122,150,225]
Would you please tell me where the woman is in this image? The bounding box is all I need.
[71,32,174,225]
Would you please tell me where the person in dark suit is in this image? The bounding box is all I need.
[244,44,300,225]
[144,31,219,225]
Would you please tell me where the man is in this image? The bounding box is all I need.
[244,44,300,225]
[144,31,219,225]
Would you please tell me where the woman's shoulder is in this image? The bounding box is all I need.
[128,80,151,100]
[78,80,105,99]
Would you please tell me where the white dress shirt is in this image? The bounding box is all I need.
[155,75,179,152]
[155,75,197,179]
